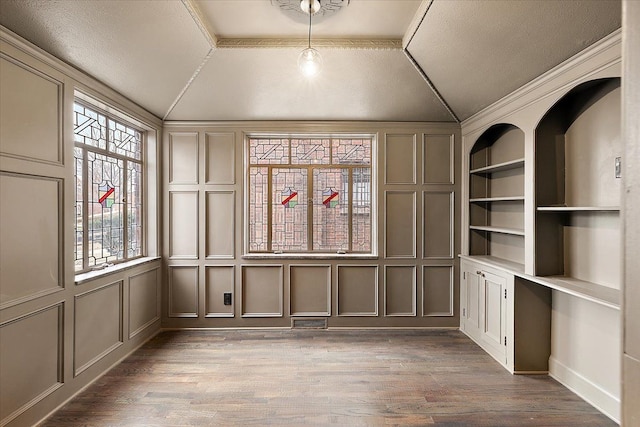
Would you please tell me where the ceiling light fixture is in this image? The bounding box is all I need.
[298,0,322,77]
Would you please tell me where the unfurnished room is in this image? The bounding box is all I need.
[0,0,639,426]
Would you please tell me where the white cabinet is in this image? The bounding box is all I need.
[460,260,508,366]
[460,257,552,373]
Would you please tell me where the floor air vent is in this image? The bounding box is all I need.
[291,318,327,329]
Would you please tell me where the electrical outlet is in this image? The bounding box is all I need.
[223,292,232,305]
[615,157,622,178]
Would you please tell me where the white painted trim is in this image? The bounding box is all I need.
[549,356,620,424]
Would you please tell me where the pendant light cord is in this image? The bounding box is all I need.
[308,2,312,49]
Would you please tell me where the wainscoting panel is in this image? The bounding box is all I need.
[169,191,199,259]
[384,266,416,316]
[423,191,455,259]
[422,265,454,316]
[168,266,199,318]
[423,134,455,185]
[289,265,331,316]
[0,172,62,307]
[384,133,416,184]
[205,191,235,259]
[205,132,235,184]
[241,265,283,317]
[384,191,416,259]
[0,303,63,426]
[205,266,235,318]
[74,281,123,376]
[128,268,160,338]
[0,56,62,164]
[168,132,198,184]
[337,265,378,316]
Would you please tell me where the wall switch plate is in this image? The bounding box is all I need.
[615,157,622,178]
[223,292,232,305]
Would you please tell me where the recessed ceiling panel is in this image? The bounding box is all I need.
[195,0,421,38]
[166,47,454,122]
[0,0,212,118]
[407,0,621,121]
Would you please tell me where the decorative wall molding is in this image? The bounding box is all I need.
[216,38,402,51]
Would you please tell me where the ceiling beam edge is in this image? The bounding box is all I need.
[162,49,215,121]
[403,0,433,49]
[404,49,460,123]
[181,0,218,48]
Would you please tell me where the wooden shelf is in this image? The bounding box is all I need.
[537,206,620,212]
[516,274,620,310]
[459,254,525,275]
[470,158,525,175]
[469,225,525,236]
[470,196,525,203]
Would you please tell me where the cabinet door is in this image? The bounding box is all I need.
[481,271,507,359]
[461,263,482,341]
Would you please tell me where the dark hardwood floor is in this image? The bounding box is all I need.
[42,330,616,426]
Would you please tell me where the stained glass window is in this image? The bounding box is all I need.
[74,101,143,272]
[247,136,373,254]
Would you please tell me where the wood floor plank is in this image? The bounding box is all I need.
[41,330,616,426]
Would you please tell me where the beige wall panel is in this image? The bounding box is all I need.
[489,127,525,165]
[128,268,160,338]
[0,56,61,164]
[565,87,621,207]
[290,265,331,316]
[385,134,416,184]
[206,191,235,259]
[0,172,62,306]
[168,132,199,184]
[74,281,123,376]
[242,265,283,317]
[423,192,454,259]
[337,265,378,316]
[384,266,416,316]
[169,191,199,259]
[205,266,235,317]
[423,134,454,184]
[0,304,62,425]
[564,213,620,288]
[489,234,525,264]
[384,191,416,258]
[205,132,235,184]
[423,266,454,316]
[168,266,198,317]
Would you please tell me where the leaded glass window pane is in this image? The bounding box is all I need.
[73,101,144,272]
[313,168,348,252]
[247,136,373,254]
[271,168,308,252]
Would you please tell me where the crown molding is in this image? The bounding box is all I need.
[216,38,402,50]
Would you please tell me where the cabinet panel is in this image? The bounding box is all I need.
[482,271,505,351]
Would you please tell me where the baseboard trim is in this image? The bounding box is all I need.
[549,356,620,424]
[35,328,162,427]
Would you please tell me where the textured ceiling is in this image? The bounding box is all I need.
[0,0,622,123]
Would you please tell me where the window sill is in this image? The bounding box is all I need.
[242,253,379,260]
[75,257,161,285]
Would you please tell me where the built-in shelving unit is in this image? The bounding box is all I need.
[468,124,525,268]
[534,78,621,298]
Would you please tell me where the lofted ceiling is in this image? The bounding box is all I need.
[0,0,621,123]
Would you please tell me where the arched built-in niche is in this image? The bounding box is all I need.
[534,78,621,289]
[468,123,525,269]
